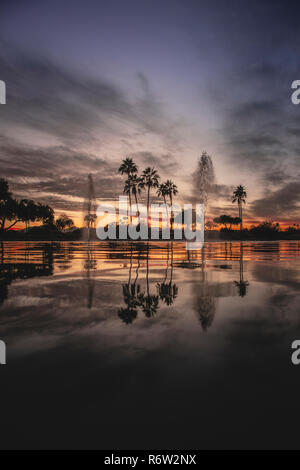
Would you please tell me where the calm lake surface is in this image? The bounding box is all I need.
[0,240,300,449]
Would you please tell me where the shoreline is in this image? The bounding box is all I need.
[1,233,300,243]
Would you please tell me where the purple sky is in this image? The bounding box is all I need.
[1,0,300,224]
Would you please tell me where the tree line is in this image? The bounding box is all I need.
[0,179,54,232]
[0,179,75,233]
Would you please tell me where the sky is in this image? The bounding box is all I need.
[0,0,300,226]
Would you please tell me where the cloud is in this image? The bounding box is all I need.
[0,38,183,150]
[251,181,300,220]
[217,62,300,183]
[0,134,123,211]
[130,151,179,176]
[0,39,186,215]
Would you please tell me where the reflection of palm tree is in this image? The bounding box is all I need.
[124,174,144,226]
[138,244,159,318]
[141,167,160,230]
[234,241,249,297]
[118,245,141,324]
[138,292,159,318]
[157,243,178,305]
[118,306,138,324]
[157,282,178,306]
[118,283,140,324]
[83,242,97,309]
[165,179,178,231]
[118,158,138,224]
[232,185,247,230]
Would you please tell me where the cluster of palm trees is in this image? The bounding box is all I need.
[118,157,178,229]
[118,244,178,324]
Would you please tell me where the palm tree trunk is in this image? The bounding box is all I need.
[128,191,132,224]
[163,195,169,235]
[146,243,149,296]
[147,187,150,234]
[134,191,140,227]
[5,219,20,231]
[240,242,244,282]
[170,195,173,233]
[239,201,243,230]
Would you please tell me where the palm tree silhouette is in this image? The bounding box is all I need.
[118,158,138,223]
[157,243,178,305]
[234,241,249,297]
[138,244,159,317]
[157,183,168,205]
[232,185,247,230]
[157,182,169,233]
[165,179,178,232]
[118,245,141,324]
[141,167,160,229]
[127,173,144,227]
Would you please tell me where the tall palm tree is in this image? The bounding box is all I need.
[128,174,144,222]
[157,183,168,205]
[118,157,138,176]
[232,185,247,230]
[157,183,169,230]
[164,179,178,206]
[141,167,160,228]
[118,157,138,223]
[165,179,178,231]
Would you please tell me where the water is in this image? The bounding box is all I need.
[0,240,300,449]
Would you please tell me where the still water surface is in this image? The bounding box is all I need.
[0,240,300,449]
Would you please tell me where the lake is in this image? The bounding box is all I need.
[0,240,300,449]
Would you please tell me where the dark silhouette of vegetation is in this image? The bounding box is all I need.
[55,213,74,231]
[0,179,54,232]
[250,221,280,234]
[0,242,54,305]
[118,157,138,222]
[232,185,247,230]
[117,243,179,323]
[156,243,178,305]
[0,179,81,240]
[117,158,180,237]
[234,242,249,297]
[141,167,160,215]
[213,214,241,230]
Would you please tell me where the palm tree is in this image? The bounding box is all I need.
[129,174,144,225]
[137,245,159,317]
[141,167,160,228]
[157,182,168,205]
[164,179,178,206]
[232,185,247,230]
[157,183,169,231]
[118,157,138,176]
[234,242,249,297]
[164,179,178,231]
[118,157,138,223]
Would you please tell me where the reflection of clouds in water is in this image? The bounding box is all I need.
[0,241,300,361]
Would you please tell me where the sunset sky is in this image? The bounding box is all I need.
[0,0,300,226]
